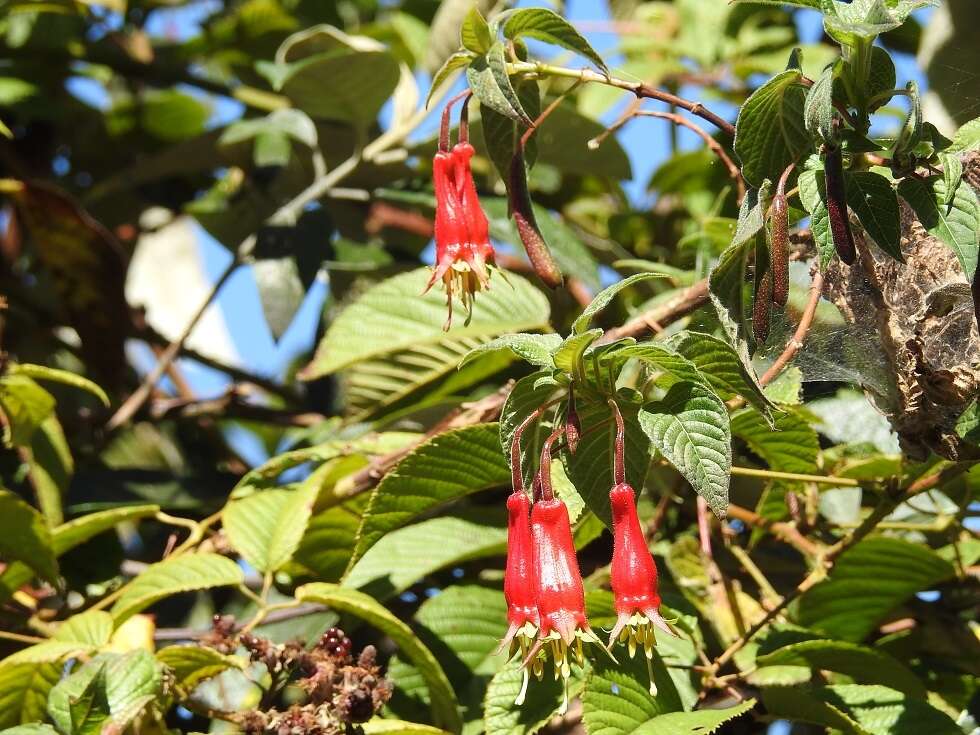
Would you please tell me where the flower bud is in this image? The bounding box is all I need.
[824,146,856,265]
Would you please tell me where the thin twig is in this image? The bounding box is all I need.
[591,107,745,200]
[510,61,735,137]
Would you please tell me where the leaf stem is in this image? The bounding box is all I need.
[729,465,858,486]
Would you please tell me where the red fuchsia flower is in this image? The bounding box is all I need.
[424,95,495,328]
[606,400,673,695]
[500,491,539,704]
[525,427,605,714]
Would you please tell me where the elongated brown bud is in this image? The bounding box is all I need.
[824,147,856,265]
[565,386,580,455]
[770,193,789,308]
[753,262,773,345]
[508,149,563,289]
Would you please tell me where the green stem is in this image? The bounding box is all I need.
[729,466,859,487]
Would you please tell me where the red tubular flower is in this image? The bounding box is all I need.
[606,400,672,695]
[424,95,495,329]
[524,428,604,714]
[500,490,539,705]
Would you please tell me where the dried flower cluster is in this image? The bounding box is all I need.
[198,619,391,735]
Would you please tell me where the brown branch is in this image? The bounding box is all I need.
[589,106,744,200]
[600,279,710,343]
[149,389,326,427]
[727,503,821,557]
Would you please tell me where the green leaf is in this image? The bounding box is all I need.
[638,382,732,518]
[348,424,509,571]
[764,684,960,735]
[573,274,664,335]
[500,8,607,72]
[823,0,908,46]
[460,333,562,371]
[485,660,580,735]
[866,46,896,111]
[732,181,773,249]
[297,583,461,732]
[156,645,244,690]
[666,331,774,421]
[631,700,756,735]
[460,6,492,54]
[387,585,507,715]
[223,481,319,573]
[554,329,603,374]
[427,51,474,108]
[26,415,72,527]
[797,536,955,641]
[0,490,57,583]
[731,407,819,475]
[898,175,979,280]
[805,65,836,144]
[0,505,159,601]
[956,399,980,445]
[467,42,533,126]
[499,370,563,490]
[362,720,451,735]
[949,116,980,154]
[0,725,59,735]
[798,168,836,268]
[293,500,364,582]
[756,639,925,697]
[279,49,400,125]
[8,364,109,407]
[734,69,809,187]
[607,344,706,387]
[48,651,164,734]
[708,237,753,360]
[582,653,684,735]
[939,153,963,207]
[0,663,60,728]
[219,108,318,149]
[55,610,113,647]
[344,512,507,599]
[299,270,549,415]
[111,553,245,624]
[0,374,55,447]
[480,80,540,180]
[845,171,902,260]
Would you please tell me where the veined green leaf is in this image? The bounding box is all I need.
[631,700,756,735]
[460,333,562,371]
[156,645,245,690]
[0,374,55,447]
[111,553,244,624]
[224,480,319,573]
[764,684,959,735]
[582,653,684,735]
[344,512,507,599]
[460,6,492,54]
[500,7,607,72]
[639,383,732,518]
[427,51,474,108]
[348,424,509,571]
[797,536,954,641]
[731,407,819,475]
[734,69,808,187]
[0,490,57,583]
[8,363,109,407]
[756,639,925,697]
[0,663,61,728]
[846,171,902,260]
[485,660,583,735]
[572,274,664,335]
[466,42,533,126]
